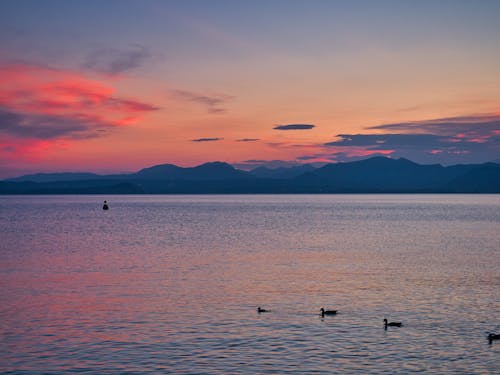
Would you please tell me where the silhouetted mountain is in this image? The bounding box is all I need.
[132,161,252,180]
[7,172,102,183]
[294,157,449,192]
[132,163,184,179]
[0,180,143,194]
[250,164,315,179]
[292,157,497,192]
[1,157,499,194]
[446,163,500,193]
[6,162,252,183]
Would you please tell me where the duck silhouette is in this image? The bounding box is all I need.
[320,308,337,317]
[102,200,109,210]
[257,307,269,313]
[488,333,500,344]
[384,318,402,329]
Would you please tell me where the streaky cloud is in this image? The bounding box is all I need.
[191,137,223,142]
[296,154,323,161]
[83,44,151,76]
[0,63,160,124]
[234,159,302,169]
[368,113,500,139]
[273,124,315,130]
[236,138,260,142]
[0,107,109,139]
[323,112,500,165]
[0,62,160,161]
[325,151,394,162]
[324,133,448,149]
[170,90,232,113]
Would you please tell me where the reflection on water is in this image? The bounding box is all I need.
[0,195,499,374]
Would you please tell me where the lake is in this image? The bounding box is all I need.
[0,195,499,374]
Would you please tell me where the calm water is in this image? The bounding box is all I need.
[0,195,499,374]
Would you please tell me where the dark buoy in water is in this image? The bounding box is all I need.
[102,200,109,210]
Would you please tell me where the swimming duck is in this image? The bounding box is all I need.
[102,200,109,210]
[257,307,269,313]
[320,308,337,316]
[384,318,402,328]
[488,333,500,343]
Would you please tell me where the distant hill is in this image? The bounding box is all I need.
[132,162,252,180]
[445,163,500,193]
[7,172,102,183]
[0,180,143,194]
[1,157,499,194]
[132,163,183,179]
[293,157,467,192]
[5,162,252,183]
[250,164,315,179]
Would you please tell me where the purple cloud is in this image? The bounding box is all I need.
[171,90,233,113]
[0,107,110,140]
[324,134,448,149]
[233,159,302,170]
[273,124,315,130]
[83,45,151,75]
[368,113,500,140]
[296,154,323,161]
[323,113,500,164]
[191,137,223,142]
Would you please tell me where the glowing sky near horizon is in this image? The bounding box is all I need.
[0,0,499,178]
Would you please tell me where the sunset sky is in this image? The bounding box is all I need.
[1,0,499,178]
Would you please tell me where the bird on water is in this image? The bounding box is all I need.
[320,308,337,317]
[257,307,269,313]
[488,333,500,344]
[384,318,402,329]
[102,200,109,210]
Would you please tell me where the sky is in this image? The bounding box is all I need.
[0,0,499,178]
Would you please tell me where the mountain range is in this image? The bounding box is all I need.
[1,157,499,194]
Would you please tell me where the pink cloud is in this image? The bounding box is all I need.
[0,63,159,133]
[0,63,159,159]
[0,136,70,163]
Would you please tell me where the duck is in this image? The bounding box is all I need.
[320,308,337,317]
[257,307,269,313]
[488,333,500,343]
[102,200,109,210]
[384,318,402,328]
